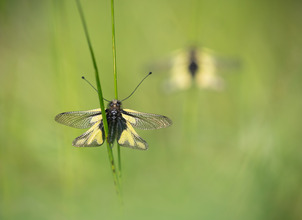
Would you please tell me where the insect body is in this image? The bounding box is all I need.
[55,99,172,150]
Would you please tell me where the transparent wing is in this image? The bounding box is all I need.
[122,109,172,130]
[55,109,102,129]
[117,120,148,150]
[72,122,104,147]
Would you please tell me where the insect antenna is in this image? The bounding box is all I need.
[121,72,152,101]
[82,76,110,102]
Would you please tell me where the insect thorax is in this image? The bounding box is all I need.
[106,100,122,120]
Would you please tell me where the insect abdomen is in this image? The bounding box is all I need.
[106,108,124,144]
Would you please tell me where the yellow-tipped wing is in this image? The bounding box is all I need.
[195,50,225,91]
[72,122,104,147]
[117,121,148,150]
[165,49,193,92]
[55,109,104,147]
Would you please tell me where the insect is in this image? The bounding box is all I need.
[163,47,223,92]
[161,46,239,93]
[55,72,172,150]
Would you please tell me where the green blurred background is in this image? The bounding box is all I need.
[1,0,302,219]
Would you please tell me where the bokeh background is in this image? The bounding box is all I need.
[1,0,302,219]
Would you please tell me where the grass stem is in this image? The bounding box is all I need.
[75,0,121,198]
[111,0,118,99]
[111,0,122,182]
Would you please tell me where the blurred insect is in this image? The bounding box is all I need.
[160,46,240,93]
[55,72,172,150]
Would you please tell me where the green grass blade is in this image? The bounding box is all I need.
[111,0,122,182]
[75,0,121,198]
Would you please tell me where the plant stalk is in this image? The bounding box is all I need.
[111,0,122,181]
[76,0,120,197]
[111,0,118,99]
